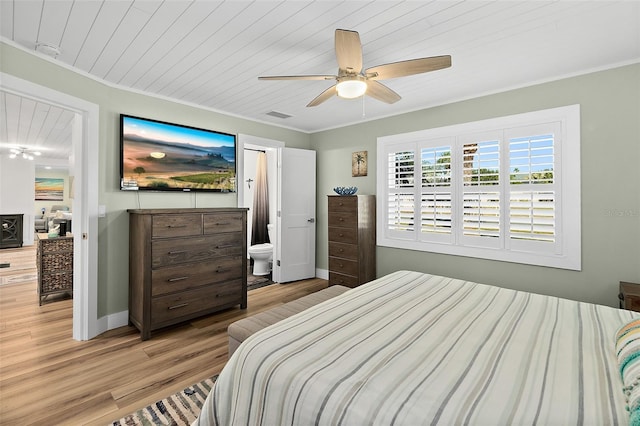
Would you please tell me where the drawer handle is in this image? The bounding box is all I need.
[168,303,188,310]
[338,218,344,221]
[167,225,187,228]
[216,268,229,273]
[216,244,235,249]
[215,222,231,226]
[339,233,344,237]
[168,276,189,282]
[168,250,187,255]
[339,248,344,252]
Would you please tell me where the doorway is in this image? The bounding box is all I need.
[238,135,283,282]
[237,135,317,283]
[1,72,99,341]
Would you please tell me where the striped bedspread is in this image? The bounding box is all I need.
[195,271,638,425]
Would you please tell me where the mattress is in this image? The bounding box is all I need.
[195,270,638,425]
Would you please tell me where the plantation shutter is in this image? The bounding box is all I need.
[377,105,579,270]
[459,135,502,249]
[386,144,417,240]
[420,144,453,243]
[506,123,561,254]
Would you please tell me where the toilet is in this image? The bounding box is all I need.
[248,224,274,276]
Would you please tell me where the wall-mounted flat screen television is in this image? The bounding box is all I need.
[120,114,236,192]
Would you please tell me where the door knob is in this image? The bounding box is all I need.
[307,218,315,223]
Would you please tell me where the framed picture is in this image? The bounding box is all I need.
[352,151,368,177]
[35,178,64,201]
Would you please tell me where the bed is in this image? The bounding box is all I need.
[195,270,640,425]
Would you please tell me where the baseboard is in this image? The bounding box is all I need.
[316,268,328,280]
[97,310,129,335]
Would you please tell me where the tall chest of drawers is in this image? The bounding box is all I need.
[327,195,376,288]
[128,208,248,340]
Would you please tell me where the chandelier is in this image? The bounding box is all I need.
[9,147,42,160]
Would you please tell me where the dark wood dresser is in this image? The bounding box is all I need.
[0,214,24,249]
[327,195,376,288]
[619,281,640,312]
[128,208,248,340]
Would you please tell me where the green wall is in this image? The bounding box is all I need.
[311,63,640,307]
[1,42,312,317]
[3,40,639,316]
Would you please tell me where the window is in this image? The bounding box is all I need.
[377,105,580,270]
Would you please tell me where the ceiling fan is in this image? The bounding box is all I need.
[9,146,42,160]
[258,29,451,107]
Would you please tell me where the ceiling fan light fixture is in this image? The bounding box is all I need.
[8,146,40,160]
[336,79,367,99]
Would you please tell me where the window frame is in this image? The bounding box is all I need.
[376,104,581,271]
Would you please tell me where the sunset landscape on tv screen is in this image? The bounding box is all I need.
[120,115,236,192]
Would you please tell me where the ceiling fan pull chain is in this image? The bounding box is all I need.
[362,95,366,118]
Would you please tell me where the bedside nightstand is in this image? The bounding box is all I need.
[619,282,640,312]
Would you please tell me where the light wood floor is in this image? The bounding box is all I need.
[0,244,328,425]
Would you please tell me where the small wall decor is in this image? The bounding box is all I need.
[352,150,368,177]
[35,178,64,201]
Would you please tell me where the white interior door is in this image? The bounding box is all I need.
[276,147,316,283]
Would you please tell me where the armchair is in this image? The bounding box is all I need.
[34,214,48,232]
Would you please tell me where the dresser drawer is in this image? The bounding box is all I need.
[152,214,202,238]
[151,233,242,268]
[152,280,243,326]
[204,213,243,234]
[329,272,359,288]
[152,255,243,296]
[328,196,357,212]
[329,242,358,260]
[329,256,359,277]
[624,296,640,312]
[328,226,357,243]
[328,212,357,228]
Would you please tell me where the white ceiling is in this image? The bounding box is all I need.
[1,1,639,163]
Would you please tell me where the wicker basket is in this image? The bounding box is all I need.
[41,252,73,271]
[38,236,74,304]
[43,237,73,252]
[41,272,73,292]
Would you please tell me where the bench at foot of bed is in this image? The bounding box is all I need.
[227,285,350,356]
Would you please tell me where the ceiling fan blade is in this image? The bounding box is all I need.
[258,75,336,81]
[335,29,362,74]
[366,55,451,80]
[365,80,401,104]
[307,85,336,107]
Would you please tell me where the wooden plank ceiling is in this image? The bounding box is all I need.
[1,1,639,165]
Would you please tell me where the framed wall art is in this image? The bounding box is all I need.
[35,177,64,201]
[352,151,368,177]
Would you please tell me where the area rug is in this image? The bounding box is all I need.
[110,375,217,426]
[246,263,274,291]
[0,272,38,286]
[247,274,274,291]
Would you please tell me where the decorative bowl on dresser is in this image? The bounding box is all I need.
[327,195,376,288]
[127,208,248,340]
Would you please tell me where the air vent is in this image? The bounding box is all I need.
[266,111,292,119]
